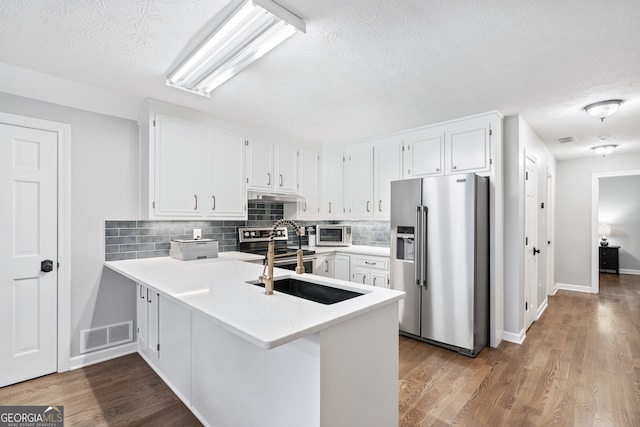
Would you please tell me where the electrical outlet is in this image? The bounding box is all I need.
[193,228,202,240]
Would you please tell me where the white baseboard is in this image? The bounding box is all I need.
[555,282,594,293]
[537,298,548,320]
[69,342,138,370]
[502,330,526,345]
[620,269,640,275]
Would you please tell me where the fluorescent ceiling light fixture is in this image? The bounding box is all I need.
[166,0,305,96]
[584,99,622,121]
[591,144,617,156]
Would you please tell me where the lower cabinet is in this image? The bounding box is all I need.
[136,284,192,404]
[313,253,350,281]
[350,255,390,288]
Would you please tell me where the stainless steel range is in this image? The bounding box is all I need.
[238,227,316,274]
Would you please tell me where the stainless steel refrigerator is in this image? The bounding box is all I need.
[390,174,489,356]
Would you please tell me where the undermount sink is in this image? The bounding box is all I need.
[249,278,364,305]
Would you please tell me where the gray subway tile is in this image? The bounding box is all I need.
[106,220,137,228]
[137,220,171,228]
[119,243,155,252]
[155,242,170,250]
[105,229,119,237]
[137,250,170,259]
[120,228,154,236]
[106,236,137,245]
[106,252,137,261]
[138,235,171,243]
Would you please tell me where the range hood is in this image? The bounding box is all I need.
[247,191,306,203]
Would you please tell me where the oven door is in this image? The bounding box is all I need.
[273,257,315,274]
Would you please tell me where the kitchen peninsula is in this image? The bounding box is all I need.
[106,257,404,427]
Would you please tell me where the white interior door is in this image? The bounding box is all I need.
[0,123,58,387]
[524,157,538,330]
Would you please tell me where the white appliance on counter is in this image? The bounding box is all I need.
[170,239,218,260]
[315,225,352,247]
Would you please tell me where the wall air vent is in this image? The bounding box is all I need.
[80,321,133,354]
[557,136,576,144]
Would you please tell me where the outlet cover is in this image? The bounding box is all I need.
[193,228,202,240]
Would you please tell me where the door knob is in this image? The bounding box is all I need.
[533,247,541,255]
[41,259,54,273]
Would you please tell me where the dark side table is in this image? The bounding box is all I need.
[599,246,620,274]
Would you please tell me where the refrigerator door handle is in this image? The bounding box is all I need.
[422,206,428,289]
[415,205,422,286]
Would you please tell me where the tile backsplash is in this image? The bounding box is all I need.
[105,202,390,261]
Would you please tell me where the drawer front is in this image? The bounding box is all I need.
[352,255,389,271]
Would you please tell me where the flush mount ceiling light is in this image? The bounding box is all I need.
[584,99,622,121]
[166,0,305,96]
[591,144,618,157]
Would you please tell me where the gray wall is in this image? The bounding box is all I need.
[1,92,139,358]
[503,115,556,337]
[555,152,640,287]
[599,175,640,271]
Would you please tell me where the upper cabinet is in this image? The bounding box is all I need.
[246,139,298,194]
[402,128,444,178]
[444,116,492,174]
[403,113,496,179]
[344,139,401,219]
[141,110,246,220]
[321,148,345,217]
[374,139,402,218]
[345,144,374,218]
[298,149,320,217]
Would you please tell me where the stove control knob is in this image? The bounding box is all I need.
[243,232,250,238]
[251,231,256,237]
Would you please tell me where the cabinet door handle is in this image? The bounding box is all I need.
[533,247,540,255]
[373,277,377,286]
[366,201,370,212]
[302,201,307,212]
[194,194,198,210]
[452,165,457,170]
[436,168,440,172]
[365,261,376,266]
[324,260,329,272]
[139,285,145,299]
[328,202,332,214]
[279,174,283,187]
[267,172,271,186]
[212,195,216,211]
[362,275,367,284]
[378,200,382,212]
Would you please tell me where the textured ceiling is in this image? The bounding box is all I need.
[1,0,639,159]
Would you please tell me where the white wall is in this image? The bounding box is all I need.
[556,152,640,288]
[503,115,556,341]
[0,92,139,358]
[599,175,640,272]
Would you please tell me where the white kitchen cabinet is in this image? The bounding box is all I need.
[136,283,149,352]
[156,295,192,403]
[298,149,320,217]
[321,149,345,217]
[314,253,350,280]
[246,139,298,194]
[314,254,335,277]
[153,114,205,217]
[344,144,374,218]
[350,255,389,287]
[209,128,246,216]
[402,127,445,178]
[444,116,492,174]
[344,141,401,219]
[334,254,350,281]
[137,283,159,362]
[143,113,246,220]
[374,139,402,218]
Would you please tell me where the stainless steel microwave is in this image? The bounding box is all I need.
[316,225,352,247]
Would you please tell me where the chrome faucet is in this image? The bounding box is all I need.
[259,219,305,295]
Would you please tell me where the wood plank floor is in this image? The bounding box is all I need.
[399,273,640,426]
[1,273,638,426]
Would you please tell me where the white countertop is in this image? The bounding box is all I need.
[105,256,403,350]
